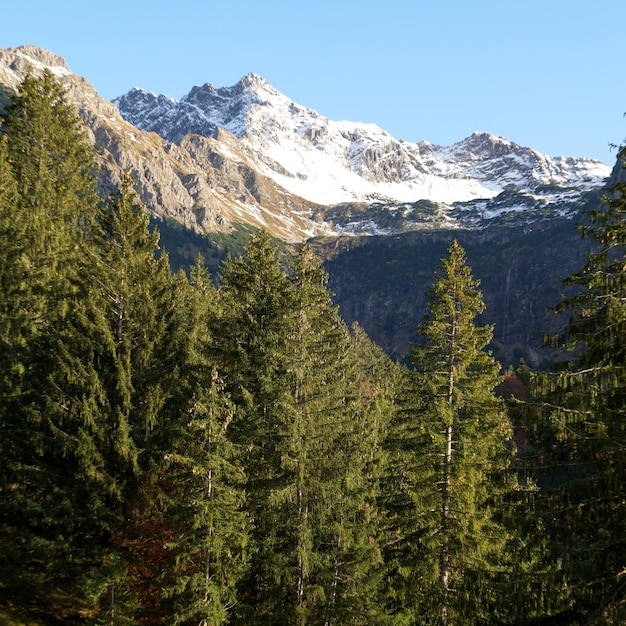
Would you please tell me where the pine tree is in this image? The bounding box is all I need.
[160,261,250,625]
[0,69,98,424]
[214,237,389,624]
[1,69,97,218]
[74,172,187,620]
[211,231,297,624]
[527,157,626,624]
[24,174,251,623]
[387,240,516,625]
[0,71,102,617]
[211,230,293,451]
[0,133,18,383]
[0,69,99,490]
[0,69,98,345]
[489,367,571,625]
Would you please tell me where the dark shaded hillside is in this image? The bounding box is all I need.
[152,217,261,273]
[157,201,604,370]
[311,216,594,368]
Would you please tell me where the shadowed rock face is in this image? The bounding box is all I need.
[313,213,597,369]
[607,149,626,186]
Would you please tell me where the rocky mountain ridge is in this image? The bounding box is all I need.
[115,75,608,206]
[0,46,612,243]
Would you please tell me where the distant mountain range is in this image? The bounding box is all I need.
[114,74,608,206]
[0,45,612,242]
[0,45,620,366]
[115,72,610,237]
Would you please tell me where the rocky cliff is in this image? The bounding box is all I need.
[312,212,598,367]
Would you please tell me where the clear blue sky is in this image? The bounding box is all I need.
[2,0,625,164]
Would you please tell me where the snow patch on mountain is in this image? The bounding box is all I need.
[114,73,611,211]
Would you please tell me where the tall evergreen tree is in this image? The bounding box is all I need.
[1,69,97,222]
[160,261,250,625]
[0,133,19,372]
[211,231,296,624]
[0,69,99,485]
[0,170,189,621]
[18,172,250,623]
[386,240,516,625]
[211,230,293,452]
[527,157,626,624]
[0,71,102,618]
[73,172,188,621]
[0,69,97,344]
[316,322,394,626]
[0,69,98,423]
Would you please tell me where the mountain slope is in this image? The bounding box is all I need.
[0,45,619,366]
[0,46,611,243]
[115,74,609,210]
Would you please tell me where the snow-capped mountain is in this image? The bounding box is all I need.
[114,73,610,209]
[0,46,613,242]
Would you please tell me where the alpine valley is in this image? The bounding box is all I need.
[0,45,619,366]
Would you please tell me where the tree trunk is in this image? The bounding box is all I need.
[440,305,458,625]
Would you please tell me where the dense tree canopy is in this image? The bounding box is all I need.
[524,155,626,624]
[0,70,104,619]
[0,71,624,626]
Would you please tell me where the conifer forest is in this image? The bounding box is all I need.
[0,72,624,625]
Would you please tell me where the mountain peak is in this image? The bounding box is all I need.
[238,72,270,90]
[11,45,69,71]
[234,72,283,104]
[0,45,71,85]
[114,74,285,144]
[114,71,611,209]
[0,45,613,243]
[463,131,512,149]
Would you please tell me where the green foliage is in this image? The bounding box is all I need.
[158,262,250,625]
[1,69,98,240]
[0,70,104,621]
[411,200,440,220]
[384,240,518,624]
[211,235,390,624]
[525,159,626,623]
[2,68,625,626]
[0,71,249,621]
[286,248,389,626]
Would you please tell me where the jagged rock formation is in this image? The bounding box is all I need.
[0,46,612,243]
[114,74,609,211]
